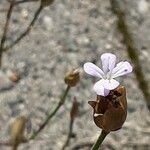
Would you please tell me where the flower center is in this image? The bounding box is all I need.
[103,71,112,80]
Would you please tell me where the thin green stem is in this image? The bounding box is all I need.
[4,5,43,51]
[29,85,71,140]
[91,130,109,150]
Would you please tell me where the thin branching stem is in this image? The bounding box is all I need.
[109,0,150,109]
[0,0,15,66]
[4,5,43,51]
[29,85,71,140]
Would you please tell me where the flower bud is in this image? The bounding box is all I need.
[64,69,80,87]
[41,0,55,7]
[88,86,127,132]
[10,116,27,147]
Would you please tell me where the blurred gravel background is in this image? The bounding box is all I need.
[0,0,150,149]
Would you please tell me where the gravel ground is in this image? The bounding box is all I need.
[0,0,150,150]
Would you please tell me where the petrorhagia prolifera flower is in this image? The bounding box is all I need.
[84,53,133,96]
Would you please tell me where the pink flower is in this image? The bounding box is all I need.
[84,53,133,96]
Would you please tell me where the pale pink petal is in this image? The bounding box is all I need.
[93,80,110,96]
[112,61,133,78]
[84,62,104,78]
[101,53,116,74]
[103,79,119,90]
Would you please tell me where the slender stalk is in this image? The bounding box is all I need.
[61,96,78,150]
[0,0,15,66]
[29,85,71,140]
[91,130,109,150]
[110,0,150,109]
[61,119,73,150]
[4,5,43,51]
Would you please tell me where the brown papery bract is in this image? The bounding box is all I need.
[88,85,127,132]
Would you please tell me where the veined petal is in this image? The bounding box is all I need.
[101,53,116,74]
[93,80,110,96]
[84,62,104,78]
[112,61,133,78]
[103,79,119,90]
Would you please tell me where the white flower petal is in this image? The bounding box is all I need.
[112,61,133,78]
[101,53,116,74]
[103,79,119,90]
[84,62,104,78]
[93,80,110,96]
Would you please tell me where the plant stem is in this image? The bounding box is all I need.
[91,130,109,150]
[29,85,71,140]
[61,96,78,150]
[61,118,74,150]
[0,0,15,66]
[4,5,43,51]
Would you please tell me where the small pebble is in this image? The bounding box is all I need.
[21,9,29,19]
[43,16,53,31]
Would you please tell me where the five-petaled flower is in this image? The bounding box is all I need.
[84,53,133,96]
